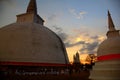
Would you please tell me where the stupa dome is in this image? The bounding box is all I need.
[0,0,69,65]
[98,36,120,56]
[0,22,69,64]
[97,11,120,57]
[90,11,120,80]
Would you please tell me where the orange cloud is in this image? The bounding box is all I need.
[66,32,105,62]
[51,26,105,62]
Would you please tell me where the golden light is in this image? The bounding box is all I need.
[66,32,105,62]
[66,46,80,62]
[76,37,82,42]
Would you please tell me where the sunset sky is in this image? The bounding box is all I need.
[0,0,120,62]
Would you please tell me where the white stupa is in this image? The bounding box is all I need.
[0,0,69,66]
[89,11,120,80]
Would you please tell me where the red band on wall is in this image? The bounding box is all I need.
[97,53,120,61]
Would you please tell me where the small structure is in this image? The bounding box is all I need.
[89,11,120,80]
[72,52,81,73]
[0,0,69,76]
[73,52,80,64]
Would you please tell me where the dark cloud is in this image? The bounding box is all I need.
[48,14,57,21]
[52,26,62,33]
[76,35,101,54]
[90,35,99,40]
[52,26,100,54]
[65,41,85,47]
[86,42,98,51]
[52,26,68,41]
[52,26,86,48]
[58,32,68,41]
[79,41,99,54]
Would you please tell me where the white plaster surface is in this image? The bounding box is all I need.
[0,22,69,64]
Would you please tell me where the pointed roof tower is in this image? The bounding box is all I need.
[16,0,44,25]
[90,11,120,80]
[26,0,37,14]
[108,10,116,31]
[106,11,120,38]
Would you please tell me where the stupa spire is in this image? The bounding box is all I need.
[106,10,120,38]
[17,0,44,25]
[26,0,37,14]
[108,10,116,31]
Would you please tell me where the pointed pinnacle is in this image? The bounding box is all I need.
[26,0,37,14]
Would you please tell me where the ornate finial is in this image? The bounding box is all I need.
[107,10,120,38]
[108,10,116,31]
[26,0,37,14]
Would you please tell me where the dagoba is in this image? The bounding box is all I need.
[90,11,120,80]
[0,0,69,75]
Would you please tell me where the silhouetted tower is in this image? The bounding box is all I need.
[73,52,80,63]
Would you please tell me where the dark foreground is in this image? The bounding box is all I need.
[1,71,91,80]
